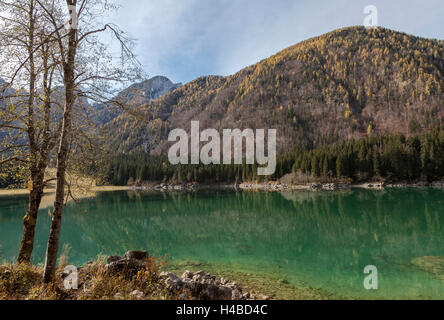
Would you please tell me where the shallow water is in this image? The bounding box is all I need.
[1,189,443,299]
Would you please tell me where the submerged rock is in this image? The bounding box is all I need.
[411,256,444,280]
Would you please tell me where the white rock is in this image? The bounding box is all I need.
[130,290,144,299]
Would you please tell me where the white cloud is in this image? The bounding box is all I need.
[108,0,444,83]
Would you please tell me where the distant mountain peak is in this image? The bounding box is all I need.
[147,75,175,83]
[120,76,182,102]
[90,76,182,126]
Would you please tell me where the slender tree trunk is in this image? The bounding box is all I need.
[42,80,73,282]
[17,0,39,264]
[43,17,77,282]
[17,89,53,263]
[17,172,44,264]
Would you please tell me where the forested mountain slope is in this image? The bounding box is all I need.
[103,26,443,155]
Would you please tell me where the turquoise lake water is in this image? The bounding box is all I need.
[0,189,443,299]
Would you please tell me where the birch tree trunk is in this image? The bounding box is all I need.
[43,2,77,282]
[17,173,44,263]
[17,39,57,264]
[17,0,40,264]
[38,0,140,282]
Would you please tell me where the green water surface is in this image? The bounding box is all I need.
[0,189,443,299]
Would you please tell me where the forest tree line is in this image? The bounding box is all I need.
[102,127,444,186]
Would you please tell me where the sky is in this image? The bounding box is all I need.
[109,0,444,84]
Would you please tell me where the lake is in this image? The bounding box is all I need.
[1,189,443,299]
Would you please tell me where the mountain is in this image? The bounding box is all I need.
[91,76,182,125]
[119,76,182,103]
[102,27,443,155]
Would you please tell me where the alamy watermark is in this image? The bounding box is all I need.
[363,5,378,28]
[168,121,277,176]
[65,5,78,30]
[364,265,378,290]
[63,265,78,290]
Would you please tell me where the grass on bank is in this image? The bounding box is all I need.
[0,259,332,300]
[0,186,130,197]
[0,255,185,300]
[0,168,130,199]
[0,186,131,211]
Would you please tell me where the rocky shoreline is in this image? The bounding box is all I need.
[0,250,272,300]
[103,251,269,300]
[160,270,269,300]
[130,180,444,193]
